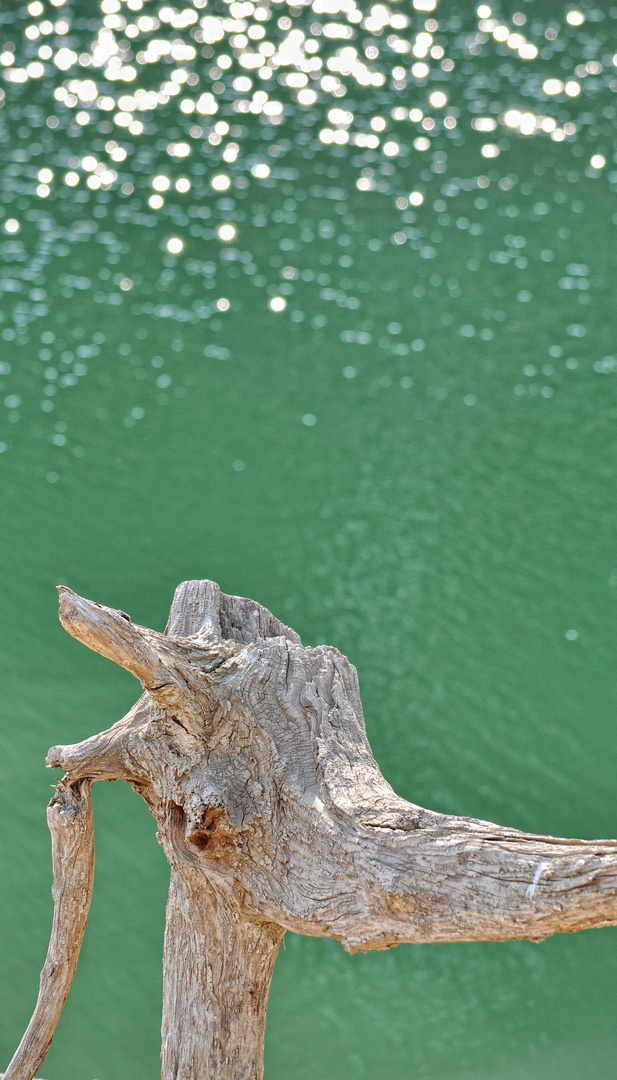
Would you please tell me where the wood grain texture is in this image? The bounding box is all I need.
[7,579,617,1079]
[3,779,94,1080]
[162,869,282,1080]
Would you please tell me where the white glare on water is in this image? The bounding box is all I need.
[217,224,236,241]
[2,0,602,209]
[153,175,171,192]
[0,0,611,385]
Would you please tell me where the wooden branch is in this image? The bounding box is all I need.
[3,779,94,1080]
[57,587,166,679]
[8,580,617,1080]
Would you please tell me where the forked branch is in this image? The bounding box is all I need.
[6,581,617,1080]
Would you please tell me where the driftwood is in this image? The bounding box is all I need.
[3,779,93,1080]
[5,579,617,1080]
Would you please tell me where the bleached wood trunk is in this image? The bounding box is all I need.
[5,579,617,1080]
[161,870,282,1080]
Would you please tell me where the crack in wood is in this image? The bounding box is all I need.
[5,579,617,1080]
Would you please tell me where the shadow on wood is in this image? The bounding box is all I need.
[5,580,617,1079]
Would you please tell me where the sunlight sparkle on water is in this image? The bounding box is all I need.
[0,0,615,444]
[2,0,605,209]
[217,224,236,241]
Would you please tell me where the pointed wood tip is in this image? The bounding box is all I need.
[55,588,176,692]
[57,588,106,640]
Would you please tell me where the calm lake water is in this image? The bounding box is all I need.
[1,0,617,1077]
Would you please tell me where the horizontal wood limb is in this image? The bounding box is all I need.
[46,730,617,953]
[300,816,617,952]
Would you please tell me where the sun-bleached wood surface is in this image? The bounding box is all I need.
[5,580,617,1080]
[3,779,93,1080]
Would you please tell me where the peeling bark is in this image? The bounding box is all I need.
[6,579,617,1079]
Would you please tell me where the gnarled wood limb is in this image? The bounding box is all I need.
[3,779,94,1080]
[7,580,617,1080]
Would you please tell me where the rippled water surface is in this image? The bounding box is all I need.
[1,0,617,1077]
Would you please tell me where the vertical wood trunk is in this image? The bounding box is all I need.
[161,868,283,1080]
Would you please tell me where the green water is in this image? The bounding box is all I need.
[1,0,617,1076]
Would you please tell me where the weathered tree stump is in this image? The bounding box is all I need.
[5,580,617,1080]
